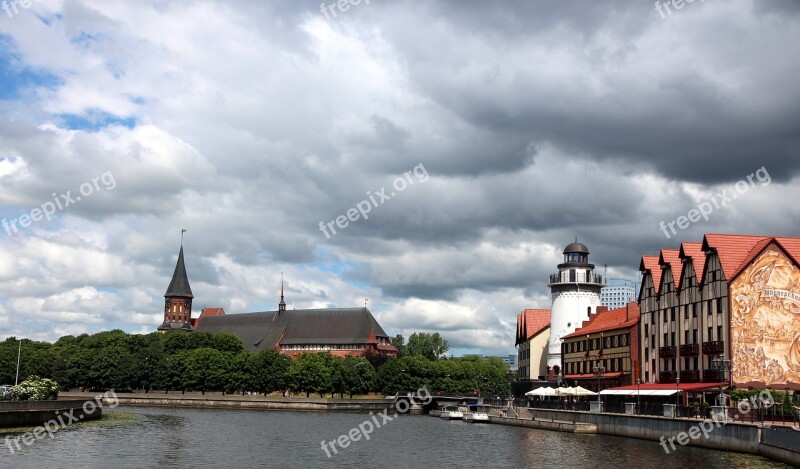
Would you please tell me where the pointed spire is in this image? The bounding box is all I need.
[278,273,286,312]
[165,245,193,298]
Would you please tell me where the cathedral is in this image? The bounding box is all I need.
[157,243,397,358]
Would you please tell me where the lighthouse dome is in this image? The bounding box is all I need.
[563,241,589,255]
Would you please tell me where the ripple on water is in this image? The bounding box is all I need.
[0,406,793,469]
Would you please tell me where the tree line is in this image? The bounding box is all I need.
[0,331,509,398]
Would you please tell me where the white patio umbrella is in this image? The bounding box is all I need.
[525,386,557,397]
[571,386,597,396]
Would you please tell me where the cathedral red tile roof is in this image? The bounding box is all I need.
[562,303,640,339]
[200,307,225,317]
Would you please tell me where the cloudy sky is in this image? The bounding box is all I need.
[1,0,798,356]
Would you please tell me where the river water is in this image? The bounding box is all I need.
[0,406,791,468]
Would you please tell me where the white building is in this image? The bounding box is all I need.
[546,241,604,375]
[601,279,640,309]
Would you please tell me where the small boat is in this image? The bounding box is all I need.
[463,412,490,423]
[439,405,464,420]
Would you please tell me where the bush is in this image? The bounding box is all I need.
[11,376,59,401]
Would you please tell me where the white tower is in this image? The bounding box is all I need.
[547,240,603,374]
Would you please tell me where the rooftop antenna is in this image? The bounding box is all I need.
[365,298,369,309]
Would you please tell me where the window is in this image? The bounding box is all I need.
[717,325,723,342]
[671,308,676,322]
[622,335,627,346]
[708,326,713,341]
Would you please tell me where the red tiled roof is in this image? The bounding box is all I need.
[701,234,772,282]
[679,242,705,281]
[516,309,551,344]
[730,236,800,280]
[562,303,639,339]
[639,255,661,292]
[200,307,225,317]
[658,249,681,294]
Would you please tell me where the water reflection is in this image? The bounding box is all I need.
[0,406,790,469]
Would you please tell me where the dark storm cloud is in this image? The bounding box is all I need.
[2,0,799,354]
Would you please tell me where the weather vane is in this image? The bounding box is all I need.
[181,228,187,245]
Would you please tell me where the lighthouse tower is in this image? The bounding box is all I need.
[547,240,603,374]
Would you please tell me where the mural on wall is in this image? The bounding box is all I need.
[731,246,800,386]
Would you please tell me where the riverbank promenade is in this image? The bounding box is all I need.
[483,404,799,465]
[58,391,397,412]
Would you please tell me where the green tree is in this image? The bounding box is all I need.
[405,332,449,360]
[210,333,246,354]
[341,356,376,398]
[287,353,332,397]
[391,334,406,358]
[251,349,291,395]
[183,348,230,394]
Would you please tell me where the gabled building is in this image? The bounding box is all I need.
[639,233,800,391]
[515,309,551,380]
[156,243,397,358]
[561,302,640,392]
[197,306,397,358]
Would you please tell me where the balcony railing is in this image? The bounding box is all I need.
[659,346,677,358]
[679,344,699,356]
[549,272,604,285]
[679,370,700,382]
[659,371,677,383]
[702,341,725,355]
[702,369,722,382]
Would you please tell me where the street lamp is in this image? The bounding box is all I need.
[675,377,680,418]
[712,356,731,421]
[593,364,606,409]
[15,338,22,386]
[711,356,731,407]
[636,378,641,415]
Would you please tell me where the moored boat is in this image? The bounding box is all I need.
[439,405,464,420]
[463,411,490,423]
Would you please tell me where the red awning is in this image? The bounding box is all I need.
[564,372,623,380]
[606,382,728,392]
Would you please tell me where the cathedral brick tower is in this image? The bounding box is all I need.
[158,241,194,332]
[546,239,604,374]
